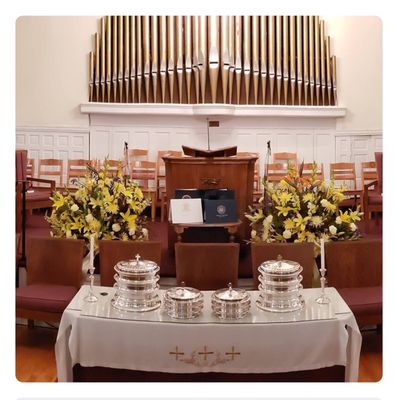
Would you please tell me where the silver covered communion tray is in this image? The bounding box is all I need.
[163,284,204,319]
[211,283,251,319]
[111,254,161,312]
[256,255,304,313]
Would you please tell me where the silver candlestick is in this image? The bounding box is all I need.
[316,266,330,304]
[84,235,98,302]
[84,266,98,302]
[316,238,330,304]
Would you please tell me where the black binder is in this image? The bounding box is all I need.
[174,189,202,199]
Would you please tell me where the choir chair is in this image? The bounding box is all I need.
[16,237,85,325]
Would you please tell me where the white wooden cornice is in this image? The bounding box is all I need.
[81,102,346,118]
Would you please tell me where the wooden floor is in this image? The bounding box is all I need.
[15,323,382,382]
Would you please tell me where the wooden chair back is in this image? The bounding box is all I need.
[361,161,377,188]
[325,239,382,288]
[131,160,158,190]
[273,152,297,167]
[330,162,356,190]
[99,240,162,286]
[128,148,148,165]
[131,160,158,221]
[66,159,92,187]
[27,158,35,178]
[362,154,383,232]
[375,152,383,194]
[15,150,55,211]
[301,162,324,180]
[26,237,85,288]
[99,159,123,177]
[16,149,28,182]
[265,163,288,183]
[175,243,239,290]
[251,242,314,288]
[38,159,64,187]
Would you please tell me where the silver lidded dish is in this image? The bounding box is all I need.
[256,255,304,313]
[111,254,161,312]
[164,283,204,319]
[212,283,251,319]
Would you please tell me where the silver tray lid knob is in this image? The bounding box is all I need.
[213,282,249,302]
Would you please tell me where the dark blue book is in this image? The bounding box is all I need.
[174,189,202,199]
[203,199,238,223]
[202,189,235,200]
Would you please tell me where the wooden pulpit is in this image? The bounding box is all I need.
[163,153,258,250]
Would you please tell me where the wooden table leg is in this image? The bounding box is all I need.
[175,226,184,242]
[227,226,238,242]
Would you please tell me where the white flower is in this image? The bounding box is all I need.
[263,214,273,227]
[335,216,342,225]
[311,216,323,228]
[329,225,337,235]
[251,230,257,239]
[320,199,328,207]
[129,228,136,236]
[350,223,357,232]
[112,223,121,232]
[66,230,72,238]
[142,228,149,238]
[283,229,292,239]
[71,204,79,212]
[85,214,93,223]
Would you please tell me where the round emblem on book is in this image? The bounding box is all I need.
[182,195,192,199]
[217,205,226,215]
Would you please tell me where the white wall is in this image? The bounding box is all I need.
[16,16,382,132]
[325,16,382,132]
[16,16,98,127]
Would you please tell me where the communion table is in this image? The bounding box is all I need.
[55,286,361,382]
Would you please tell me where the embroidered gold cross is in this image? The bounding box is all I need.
[169,346,185,360]
[198,346,214,361]
[225,346,240,361]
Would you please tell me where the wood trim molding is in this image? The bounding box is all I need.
[81,102,347,118]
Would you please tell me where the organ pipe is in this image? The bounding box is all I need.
[89,15,338,106]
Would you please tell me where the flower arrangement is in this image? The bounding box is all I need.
[46,160,151,242]
[246,163,362,255]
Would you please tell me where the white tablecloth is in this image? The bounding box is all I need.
[55,286,361,382]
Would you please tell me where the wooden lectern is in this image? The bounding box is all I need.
[163,153,258,251]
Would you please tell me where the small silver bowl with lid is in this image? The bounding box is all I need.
[211,283,251,320]
[163,283,204,319]
[256,255,304,313]
[111,254,161,312]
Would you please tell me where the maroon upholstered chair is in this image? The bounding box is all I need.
[325,238,382,329]
[251,242,314,289]
[362,152,382,233]
[99,240,162,287]
[175,243,239,290]
[16,237,85,325]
